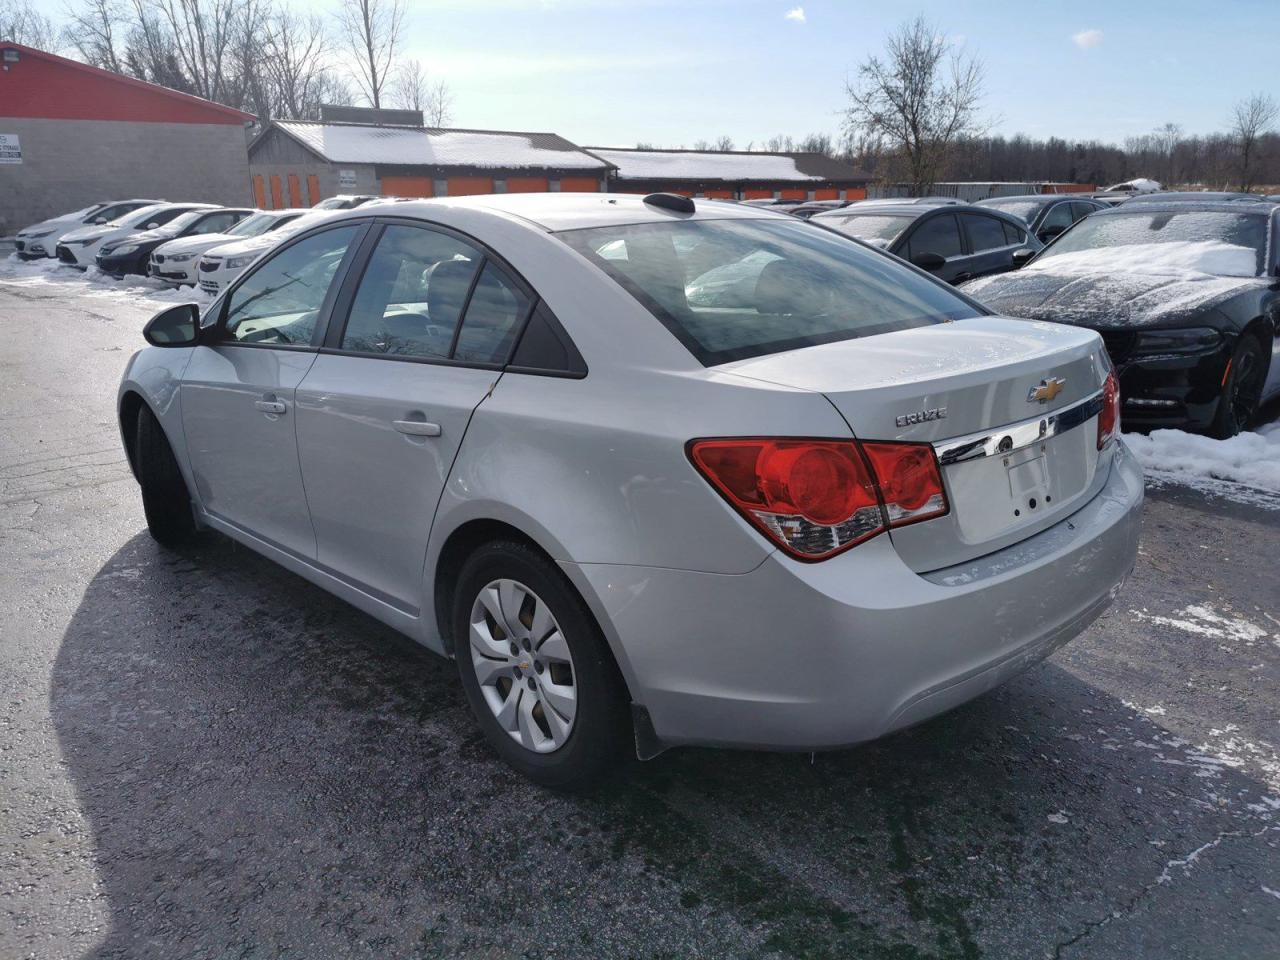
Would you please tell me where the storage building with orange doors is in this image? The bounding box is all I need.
[585,147,873,201]
[247,107,612,208]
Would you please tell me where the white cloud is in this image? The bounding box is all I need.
[784,6,805,23]
[1072,28,1103,49]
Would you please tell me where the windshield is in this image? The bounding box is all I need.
[158,211,204,234]
[1034,210,1271,277]
[814,213,914,246]
[228,212,276,237]
[313,197,352,210]
[558,218,980,365]
[116,204,167,227]
[977,198,1043,222]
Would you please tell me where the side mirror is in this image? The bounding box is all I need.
[1038,224,1066,242]
[146,222,161,229]
[143,303,201,347]
[93,217,108,225]
[1011,248,1037,268]
[910,251,946,271]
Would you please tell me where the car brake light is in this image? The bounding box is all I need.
[1097,369,1120,450]
[687,438,948,561]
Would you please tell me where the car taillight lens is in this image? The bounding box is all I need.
[688,438,948,561]
[1097,369,1120,450]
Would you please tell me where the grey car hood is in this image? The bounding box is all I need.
[960,268,1268,328]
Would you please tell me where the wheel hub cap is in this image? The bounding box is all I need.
[469,578,577,754]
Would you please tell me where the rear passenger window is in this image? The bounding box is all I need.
[453,262,532,364]
[961,214,1009,253]
[1070,202,1097,223]
[1001,220,1026,245]
[907,214,963,259]
[1041,202,1075,231]
[341,225,481,359]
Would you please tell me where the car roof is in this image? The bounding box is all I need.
[1125,191,1270,203]
[327,192,794,232]
[1089,200,1280,217]
[813,202,1011,220]
[977,194,1067,204]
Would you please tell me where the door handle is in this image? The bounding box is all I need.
[953,272,973,283]
[254,399,287,415]
[393,419,442,437]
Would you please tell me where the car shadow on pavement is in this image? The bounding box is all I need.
[50,532,1279,960]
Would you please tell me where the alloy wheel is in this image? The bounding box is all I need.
[469,579,577,753]
[1228,341,1264,434]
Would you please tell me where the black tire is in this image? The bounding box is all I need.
[1209,333,1267,439]
[452,540,630,790]
[135,405,196,547]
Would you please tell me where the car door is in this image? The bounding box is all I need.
[957,212,1019,279]
[900,212,967,283]
[180,223,366,557]
[294,221,535,614]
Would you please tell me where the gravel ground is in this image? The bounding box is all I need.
[1,262,1278,960]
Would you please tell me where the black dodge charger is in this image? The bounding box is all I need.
[961,201,1280,438]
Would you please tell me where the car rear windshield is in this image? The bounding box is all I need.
[814,213,914,245]
[977,198,1043,222]
[557,218,981,365]
[1034,209,1271,277]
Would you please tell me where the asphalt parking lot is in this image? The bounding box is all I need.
[1,267,1278,959]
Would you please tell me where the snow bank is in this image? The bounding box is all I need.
[1126,423,1280,504]
[1030,240,1259,279]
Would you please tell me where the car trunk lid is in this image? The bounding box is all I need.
[721,316,1114,571]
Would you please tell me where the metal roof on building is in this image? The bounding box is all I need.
[585,147,872,184]
[266,121,611,171]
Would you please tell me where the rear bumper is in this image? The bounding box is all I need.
[565,439,1144,752]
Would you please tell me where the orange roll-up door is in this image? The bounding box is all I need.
[814,188,839,200]
[779,188,806,200]
[269,174,283,209]
[380,175,434,198]
[845,187,868,201]
[743,189,773,200]
[446,176,494,196]
[287,173,302,207]
[505,177,550,193]
[252,175,266,208]
[306,174,321,206]
[704,189,734,199]
[558,177,600,193]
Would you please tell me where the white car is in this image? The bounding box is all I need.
[196,210,337,295]
[150,209,310,286]
[56,203,216,268]
[15,199,156,259]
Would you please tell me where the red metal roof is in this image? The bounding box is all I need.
[0,44,255,125]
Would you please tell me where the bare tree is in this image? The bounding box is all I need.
[337,0,405,108]
[61,0,126,71]
[147,0,243,103]
[1,0,57,48]
[392,58,452,126]
[259,7,332,119]
[844,15,986,193]
[712,135,734,151]
[1231,92,1277,191]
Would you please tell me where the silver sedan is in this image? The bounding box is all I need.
[118,193,1143,788]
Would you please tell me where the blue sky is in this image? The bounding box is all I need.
[370,0,1275,148]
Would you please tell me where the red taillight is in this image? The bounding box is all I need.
[688,437,948,561]
[1097,369,1120,450]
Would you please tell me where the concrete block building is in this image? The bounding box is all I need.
[0,43,254,234]
[248,108,613,206]
[586,147,873,200]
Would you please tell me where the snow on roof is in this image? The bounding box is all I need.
[586,148,865,184]
[272,122,608,171]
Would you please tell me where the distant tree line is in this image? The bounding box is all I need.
[0,0,452,126]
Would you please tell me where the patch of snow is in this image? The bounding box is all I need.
[1125,426,1280,507]
[1028,240,1259,279]
[1046,811,1070,824]
[1105,178,1162,193]
[1130,604,1273,648]
[589,147,825,183]
[277,122,607,171]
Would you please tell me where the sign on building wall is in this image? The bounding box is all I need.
[0,134,21,164]
[338,169,357,188]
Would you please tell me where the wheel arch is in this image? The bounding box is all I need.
[118,389,147,481]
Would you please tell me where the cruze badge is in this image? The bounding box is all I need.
[896,407,947,428]
[1027,377,1066,404]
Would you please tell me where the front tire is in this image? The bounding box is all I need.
[452,540,630,790]
[135,406,196,547]
[1209,333,1266,439]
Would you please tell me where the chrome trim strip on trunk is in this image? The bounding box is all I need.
[933,389,1105,466]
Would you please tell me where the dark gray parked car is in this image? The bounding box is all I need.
[976,195,1105,244]
[811,203,1043,285]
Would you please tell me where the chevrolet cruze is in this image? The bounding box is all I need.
[118,193,1143,788]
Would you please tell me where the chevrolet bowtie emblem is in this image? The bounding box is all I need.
[1027,377,1066,404]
